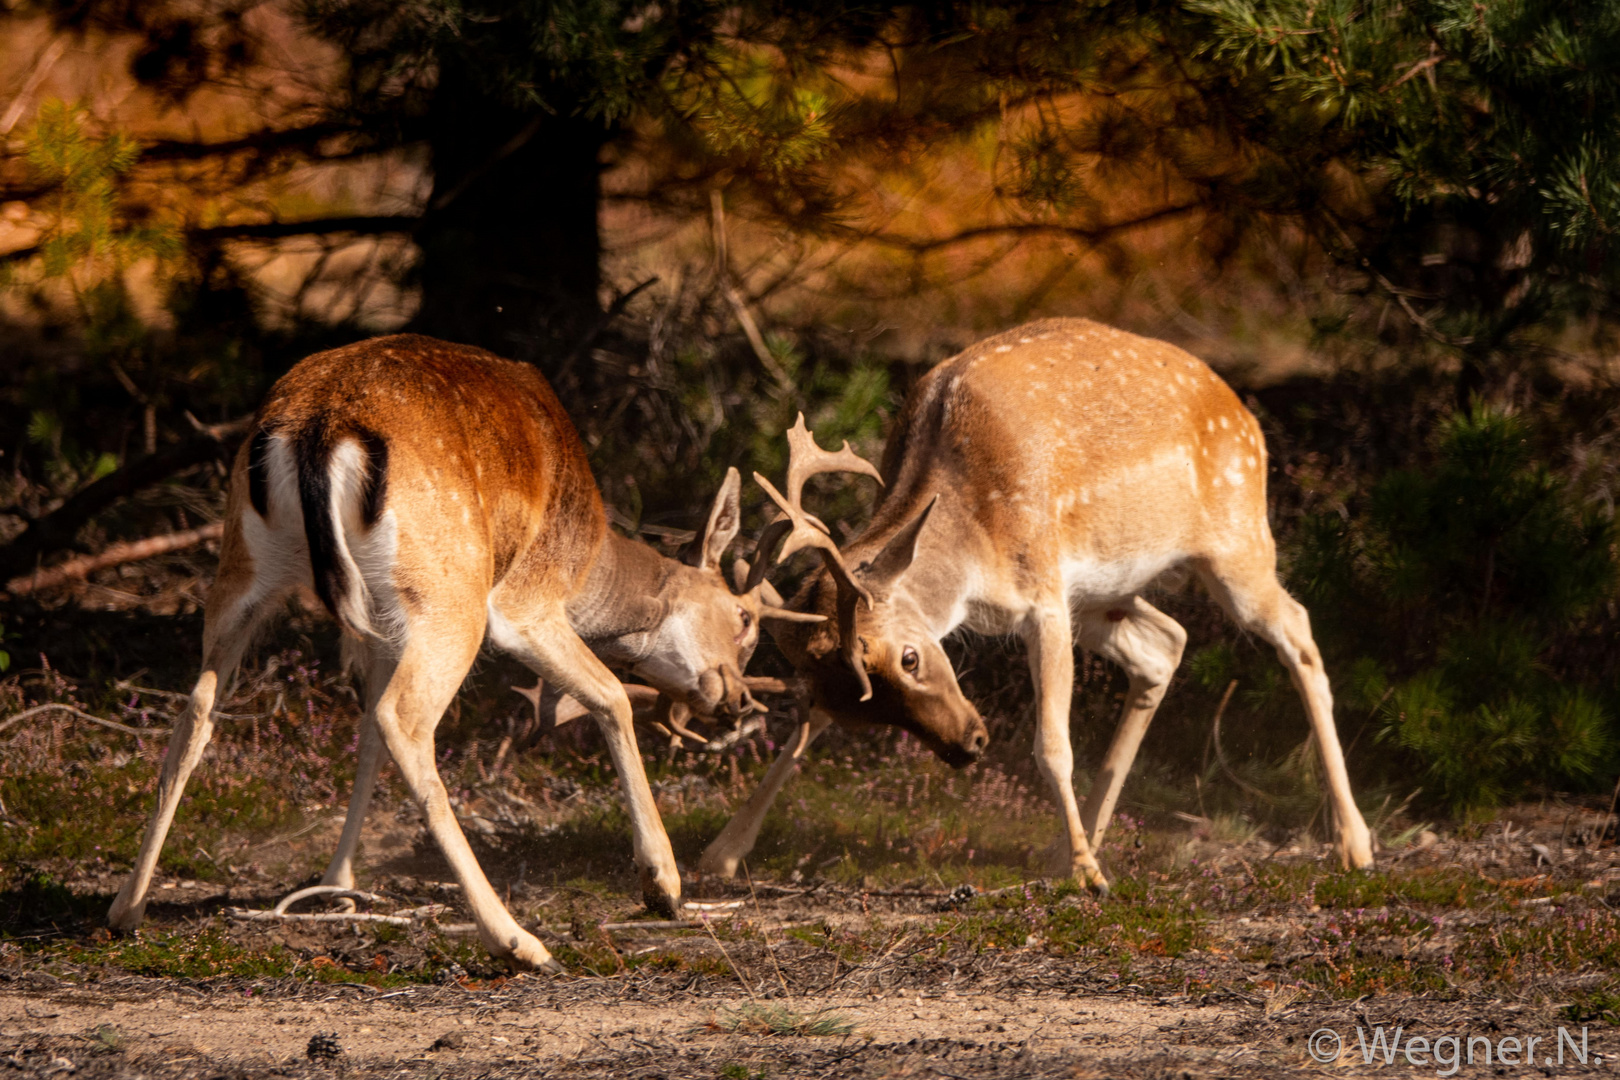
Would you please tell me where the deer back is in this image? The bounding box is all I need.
[239,334,606,638]
[761,318,1271,764]
[870,317,1270,605]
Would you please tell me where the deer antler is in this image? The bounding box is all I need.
[748,414,884,701]
[733,557,827,623]
[745,414,881,606]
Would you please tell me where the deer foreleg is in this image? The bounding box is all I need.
[499,615,683,915]
[1025,605,1109,894]
[699,710,831,878]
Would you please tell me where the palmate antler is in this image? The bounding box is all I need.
[748,414,884,700]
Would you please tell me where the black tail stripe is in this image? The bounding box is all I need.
[294,416,345,619]
[247,427,275,519]
[354,425,389,527]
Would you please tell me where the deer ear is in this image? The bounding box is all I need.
[699,467,743,573]
[862,496,937,588]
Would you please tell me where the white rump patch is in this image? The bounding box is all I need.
[330,439,404,645]
[234,435,312,619]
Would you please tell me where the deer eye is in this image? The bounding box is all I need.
[738,607,753,632]
[901,646,919,673]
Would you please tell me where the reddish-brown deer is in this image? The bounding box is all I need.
[107,335,810,971]
[703,318,1373,888]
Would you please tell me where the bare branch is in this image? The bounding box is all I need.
[5,522,223,596]
[861,201,1209,255]
[0,416,251,583]
[190,215,421,242]
[0,215,422,270]
[0,703,162,740]
[138,121,377,163]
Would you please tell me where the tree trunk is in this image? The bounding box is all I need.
[412,68,609,370]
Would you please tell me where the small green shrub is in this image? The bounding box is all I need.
[1297,405,1617,814]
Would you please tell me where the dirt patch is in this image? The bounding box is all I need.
[4,970,1613,1078]
[8,705,1620,1079]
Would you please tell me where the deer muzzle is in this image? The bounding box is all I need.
[695,665,755,720]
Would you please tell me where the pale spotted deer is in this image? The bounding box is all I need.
[702,318,1374,888]
[107,334,815,971]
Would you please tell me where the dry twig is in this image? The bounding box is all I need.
[6,523,223,596]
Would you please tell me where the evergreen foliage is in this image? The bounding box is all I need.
[4,1,1620,823]
[1189,0,1620,356]
[1292,406,1616,814]
[6,101,179,304]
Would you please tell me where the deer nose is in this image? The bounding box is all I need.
[966,727,989,757]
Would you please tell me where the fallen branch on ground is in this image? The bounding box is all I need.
[0,702,165,739]
[5,523,223,596]
[223,884,814,940]
[226,885,479,933]
[0,414,250,583]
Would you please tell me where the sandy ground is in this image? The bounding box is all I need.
[7,794,1620,1077]
[0,977,1312,1078]
[5,967,1615,1078]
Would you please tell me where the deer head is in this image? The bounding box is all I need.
[610,466,824,722]
[751,416,988,766]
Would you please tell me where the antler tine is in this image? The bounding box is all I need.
[741,516,794,594]
[753,472,874,608]
[783,413,884,507]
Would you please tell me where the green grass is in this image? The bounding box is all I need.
[5,644,1615,1009]
[1,755,307,881]
[1565,986,1620,1026]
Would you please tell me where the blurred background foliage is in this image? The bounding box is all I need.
[1,0,1619,825]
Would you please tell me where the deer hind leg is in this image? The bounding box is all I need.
[109,571,285,930]
[699,710,832,878]
[1024,603,1109,894]
[320,639,389,900]
[487,608,681,915]
[1075,596,1188,848]
[1194,552,1374,869]
[369,616,560,971]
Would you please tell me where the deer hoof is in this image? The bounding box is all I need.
[1340,836,1376,870]
[106,893,146,932]
[1081,867,1111,899]
[502,932,557,972]
[697,850,742,879]
[640,865,681,918]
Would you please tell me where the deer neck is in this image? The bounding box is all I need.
[850,488,981,640]
[566,531,676,661]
